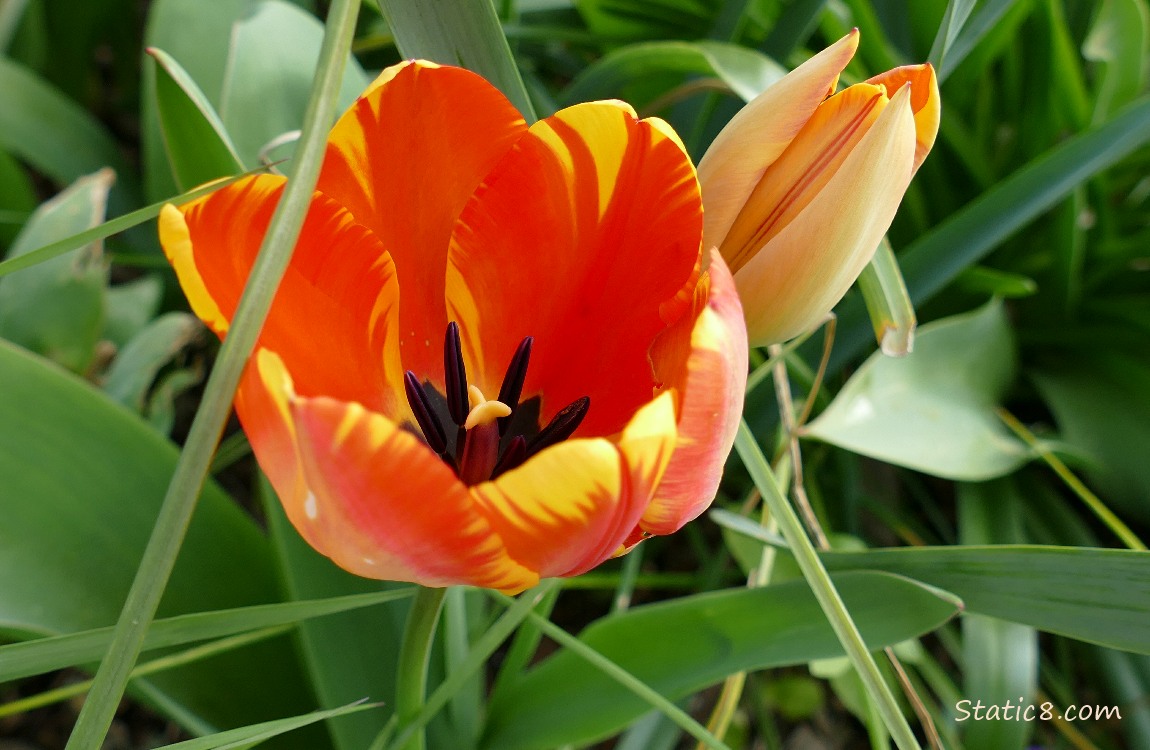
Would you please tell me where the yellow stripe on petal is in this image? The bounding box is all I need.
[159,203,228,335]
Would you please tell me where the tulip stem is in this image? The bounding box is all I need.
[734,420,924,750]
[392,586,448,750]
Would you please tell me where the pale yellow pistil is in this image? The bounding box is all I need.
[459,386,512,485]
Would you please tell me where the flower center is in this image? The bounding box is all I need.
[403,321,591,485]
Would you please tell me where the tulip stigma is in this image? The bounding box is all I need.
[403,322,592,485]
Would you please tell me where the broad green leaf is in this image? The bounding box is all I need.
[0,57,135,200]
[150,47,245,191]
[561,40,786,108]
[804,300,1032,480]
[0,589,413,684]
[0,170,111,372]
[1031,349,1150,519]
[379,0,535,120]
[103,274,165,348]
[101,312,202,413]
[0,340,320,742]
[219,0,368,168]
[481,571,961,750]
[1083,0,1148,123]
[154,702,380,750]
[715,510,1150,654]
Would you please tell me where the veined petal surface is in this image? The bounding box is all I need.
[446,101,702,438]
[318,61,528,387]
[698,30,859,258]
[159,174,405,415]
[736,85,918,345]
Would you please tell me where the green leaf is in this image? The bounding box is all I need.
[154,702,380,750]
[856,238,916,357]
[218,0,368,168]
[0,147,36,249]
[0,169,111,372]
[150,47,245,191]
[0,58,135,197]
[574,0,718,44]
[1031,349,1150,519]
[1082,0,1148,123]
[560,40,786,108]
[804,300,1032,481]
[481,571,960,750]
[0,589,413,684]
[103,275,165,348]
[714,510,1150,654]
[954,266,1038,298]
[101,312,202,413]
[379,0,535,121]
[928,0,978,73]
[0,340,319,739]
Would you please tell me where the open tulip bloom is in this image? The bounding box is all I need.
[699,30,940,346]
[160,61,748,594]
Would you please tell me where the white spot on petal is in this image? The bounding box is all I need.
[304,491,318,520]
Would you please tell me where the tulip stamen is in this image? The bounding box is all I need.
[526,396,591,457]
[496,336,533,436]
[403,370,448,456]
[404,322,591,484]
[444,321,469,426]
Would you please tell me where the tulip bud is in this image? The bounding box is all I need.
[698,30,940,346]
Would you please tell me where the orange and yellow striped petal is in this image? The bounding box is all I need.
[317,61,528,385]
[720,81,889,274]
[736,85,918,345]
[445,100,702,438]
[866,63,940,173]
[697,30,859,258]
[644,255,747,534]
[159,174,405,415]
[287,387,538,592]
[470,392,677,580]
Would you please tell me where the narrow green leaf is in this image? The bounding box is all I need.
[561,39,784,110]
[150,46,245,190]
[378,0,536,121]
[1083,0,1149,122]
[154,702,381,750]
[928,0,978,72]
[937,0,1024,81]
[481,572,960,750]
[0,169,111,372]
[716,510,1150,654]
[574,0,717,45]
[804,301,1032,481]
[856,238,916,357]
[0,589,414,684]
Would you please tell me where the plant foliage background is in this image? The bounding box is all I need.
[1,0,1149,749]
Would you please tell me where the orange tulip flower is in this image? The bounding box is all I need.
[159,61,747,594]
[699,30,940,346]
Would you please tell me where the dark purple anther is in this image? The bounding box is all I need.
[526,396,590,456]
[491,435,528,479]
[496,336,533,435]
[403,371,448,455]
[444,321,469,426]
